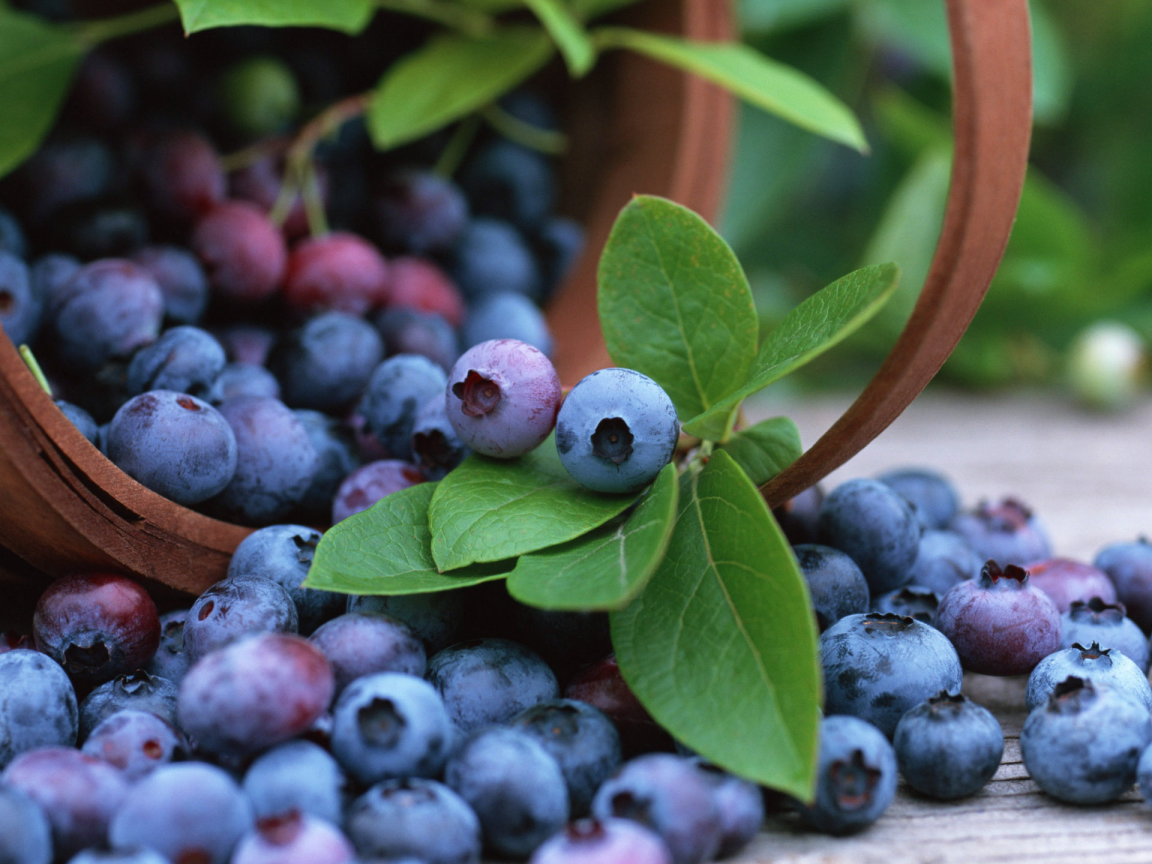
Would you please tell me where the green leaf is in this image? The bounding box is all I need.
[304,482,512,595]
[611,449,821,797]
[506,462,679,610]
[682,263,899,438]
[174,0,374,33]
[598,195,758,436]
[368,27,554,150]
[429,434,636,572]
[738,0,849,36]
[593,26,866,152]
[716,417,801,487]
[523,0,595,76]
[571,0,639,19]
[0,8,86,179]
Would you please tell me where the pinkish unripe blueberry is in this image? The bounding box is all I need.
[1023,557,1117,613]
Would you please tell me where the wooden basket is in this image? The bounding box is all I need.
[0,0,1032,600]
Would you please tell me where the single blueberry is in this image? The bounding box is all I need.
[125,325,225,398]
[907,529,983,597]
[242,739,348,825]
[359,353,448,462]
[817,478,921,594]
[1095,537,1152,632]
[893,691,1003,799]
[1025,642,1152,712]
[1062,597,1150,672]
[344,777,481,864]
[796,715,897,834]
[77,669,179,742]
[877,467,960,530]
[949,497,1052,566]
[461,291,554,357]
[793,543,870,632]
[267,311,384,413]
[347,591,465,655]
[0,779,52,864]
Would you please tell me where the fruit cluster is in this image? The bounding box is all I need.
[0,14,585,526]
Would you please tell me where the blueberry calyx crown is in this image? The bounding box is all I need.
[452,370,502,417]
[413,429,454,470]
[114,669,158,695]
[978,560,1028,589]
[860,612,915,634]
[591,417,634,465]
[256,811,304,845]
[565,819,608,844]
[1072,641,1112,666]
[925,689,968,718]
[977,497,1033,531]
[1068,596,1126,624]
[358,697,407,748]
[1048,675,1095,714]
[828,748,882,812]
[884,587,939,623]
[63,634,111,674]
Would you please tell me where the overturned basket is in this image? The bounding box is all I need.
[0,0,1031,601]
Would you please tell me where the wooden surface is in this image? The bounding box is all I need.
[734,386,1152,863]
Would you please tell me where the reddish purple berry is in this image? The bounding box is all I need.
[81,708,188,780]
[1023,557,1117,613]
[331,460,425,524]
[33,572,160,684]
[137,129,226,224]
[192,200,287,303]
[309,612,426,695]
[936,560,1062,676]
[284,232,389,316]
[1095,538,1152,632]
[387,256,465,327]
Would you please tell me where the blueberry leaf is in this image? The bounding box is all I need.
[0,8,87,179]
[173,0,375,33]
[429,433,637,572]
[682,262,899,439]
[593,26,867,152]
[304,482,512,595]
[598,195,758,433]
[506,462,679,610]
[611,449,821,798]
[716,416,801,486]
[523,0,596,76]
[368,26,555,150]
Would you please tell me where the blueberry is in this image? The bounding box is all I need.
[773,484,824,546]
[511,699,623,817]
[375,306,459,371]
[0,252,39,346]
[331,459,425,523]
[1021,676,1152,804]
[1062,598,1150,672]
[385,255,465,328]
[132,244,210,324]
[109,762,254,864]
[33,572,160,685]
[461,291,554,357]
[67,848,174,864]
[231,811,356,864]
[207,362,281,404]
[892,691,1003,799]
[107,390,238,506]
[283,232,389,316]
[690,761,765,858]
[54,198,148,260]
[817,478,921,595]
[347,591,465,655]
[206,395,318,525]
[184,575,299,663]
[793,543,870,632]
[192,201,287,304]
[371,169,470,255]
[344,777,481,864]
[564,653,674,758]
[819,612,962,738]
[451,218,541,301]
[0,207,27,258]
[877,467,960,530]
[268,311,384,413]
[146,609,190,684]
[1,747,129,859]
[555,368,678,494]
[177,632,333,760]
[311,612,426,695]
[1094,538,1152,632]
[529,818,673,864]
[1137,742,1152,809]
[1023,557,1117,613]
[330,671,451,785]
[359,354,449,462]
[77,670,179,742]
[427,638,559,732]
[590,753,723,864]
[445,339,561,459]
[410,394,469,480]
[293,409,362,521]
[0,784,52,864]
[461,139,556,230]
[227,525,341,636]
[936,560,1062,676]
[445,726,568,859]
[0,651,78,770]
[125,325,225,398]
[906,529,983,597]
[29,253,80,319]
[871,584,939,627]
[532,216,585,301]
[136,129,226,225]
[55,399,99,445]
[80,708,188,780]
[796,715,897,834]
[1026,642,1152,712]
[242,740,348,825]
[949,497,1052,566]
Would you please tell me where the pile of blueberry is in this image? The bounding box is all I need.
[0,12,584,526]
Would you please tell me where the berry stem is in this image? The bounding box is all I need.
[75,3,180,45]
[300,161,329,238]
[433,114,482,177]
[481,104,568,154]
[18,345,52,397]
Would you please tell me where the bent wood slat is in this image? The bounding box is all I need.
[761,0,1034,507]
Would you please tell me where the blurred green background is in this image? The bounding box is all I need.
[723,0,1152,405]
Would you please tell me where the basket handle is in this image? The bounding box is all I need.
[761,0,1033,508]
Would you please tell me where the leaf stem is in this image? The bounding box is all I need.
[75,3,180,45]
[301,161,329,237]
[19,345,52,397]
[375,0,495,36]
[433,114,482,177]
[481,103,567,155]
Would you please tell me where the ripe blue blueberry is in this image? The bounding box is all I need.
[267,311,384,413]
[445,339,561,459]
[445,726,569,859]
[345,777,481,864]
[817,478,921,594]
[796,715,897,834]
[0,783,52,864]
[243,739,347,825]
[55,399,99,445]
[347,591,466,655]
[132,244,210,325]
[793,543,870,632]
[906,529,983,597]
[819,612,962,738]
[372,169,469,255]
[125,325,226,398]
[892,691,1003,799]
[0,252,39,346]
[309,612,426,695]
[107,390,237,506]
[461,139,555,230]
[374,306,459,371]
[207,362,281,404]
[359,353,449,462]
[146,609,190,684]
[871,584,939,627]
[451,217,541,301]
[81,708,188,780]
[691,760,765,858]
[1021,676,1152,804]
[555,368,678,494]
[462,291,554,357]
[949,497,1052,566]
[184,575,298,663]
[1094,537,1152,632]
[1025,642,1152,712]
[1062,598,1150,672]
[0,650,78,769]
[877,467,960,530]
[293,409,362,523]
[78,670,179,742]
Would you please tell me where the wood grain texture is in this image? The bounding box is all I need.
[762,0,1034,508]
